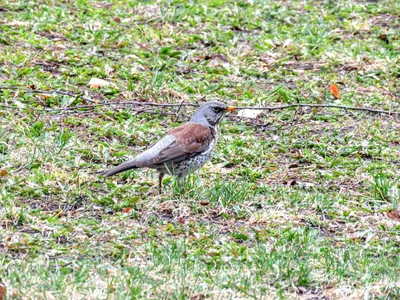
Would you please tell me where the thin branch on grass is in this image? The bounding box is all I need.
[0,100,197,112]
[0,86,99,103]
[1,100,398,116]
[236,103,399,116]
[173,101,185,122]
[0,86,399,116]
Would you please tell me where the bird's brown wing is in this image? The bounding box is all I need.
[99,123,213,177]
[148,123,214,165]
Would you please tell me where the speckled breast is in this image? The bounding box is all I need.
[156,126,218,176]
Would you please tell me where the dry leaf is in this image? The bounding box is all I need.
[88,78,112,88]
[117,40,128,48]
[378,34,389,44]
[190,293,206,300]
[86,22,102,31]
[343,62,358,71]
[0,286,4,300]
[40,93,52,100]
[92,2,115,8]
[113,16,121,23]
[187,235,197,242]
[0,283,5,300]
[387,210,400,221]
[45,45,67,51]
[6,21,32,27]
[329,84,340,99]
[237,109,262,119]
[0,169,8,177]
[207,54,230,68]
[122,207,131,213]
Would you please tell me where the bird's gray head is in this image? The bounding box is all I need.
[190,101,237,126]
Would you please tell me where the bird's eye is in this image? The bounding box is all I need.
[212,107,222,113]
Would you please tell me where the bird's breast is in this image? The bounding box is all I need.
[201,126,218,155]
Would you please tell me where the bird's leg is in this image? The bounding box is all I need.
[158,173,165,194]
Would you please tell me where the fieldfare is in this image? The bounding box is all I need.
[99,101,237,192]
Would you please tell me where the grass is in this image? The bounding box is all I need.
[1,0,400,298]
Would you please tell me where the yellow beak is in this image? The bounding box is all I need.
[226,106,237,112]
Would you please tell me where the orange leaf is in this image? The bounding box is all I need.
[40,93,52,100]
[122,207,131,213]
[0,169,7,177]
[329,84,340,99]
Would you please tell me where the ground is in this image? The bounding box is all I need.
[1,0,400,299]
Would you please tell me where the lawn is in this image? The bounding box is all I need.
[1,0,400,299]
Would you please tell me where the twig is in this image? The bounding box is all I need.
[0,86,98,103]
[0,85,399,116]
[236,104,399,115]
[122,100,198,108]
[1,100,398,116]
[0,100,198,112]
[174,101,185,122]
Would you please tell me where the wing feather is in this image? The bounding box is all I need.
[99,123,213,176]
[147,123,213,166]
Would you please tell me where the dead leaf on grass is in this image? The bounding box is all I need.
[206,54,230,68]
[235,39,253,55]
[88,78,114,88]
[378,34,389,44]
[0,283,7,300]
[0,283,5,300]
[5,21,32,27]
[122,207,132,213]
[40,93,52,100]
[342,62,358,71]
[362,58,388,73]
[237,109,262,119]
[92,2,115,9]
[85,22,102,31]
[45,45,67,51]
[0,169,7,177]
[117,40,128,48]
[330,84,340,99]
[190,293,206,300]
[387,210,400,221]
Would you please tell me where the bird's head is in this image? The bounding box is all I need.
[191,101,237,126]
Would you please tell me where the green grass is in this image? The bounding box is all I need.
[1,0,400,298]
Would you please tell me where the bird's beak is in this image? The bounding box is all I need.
[226,106,237,112]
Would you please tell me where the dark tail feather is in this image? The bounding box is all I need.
[98,160,138,177]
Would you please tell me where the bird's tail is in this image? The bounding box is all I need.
[98,160,138,177]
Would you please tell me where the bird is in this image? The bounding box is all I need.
[99,101,237,193]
